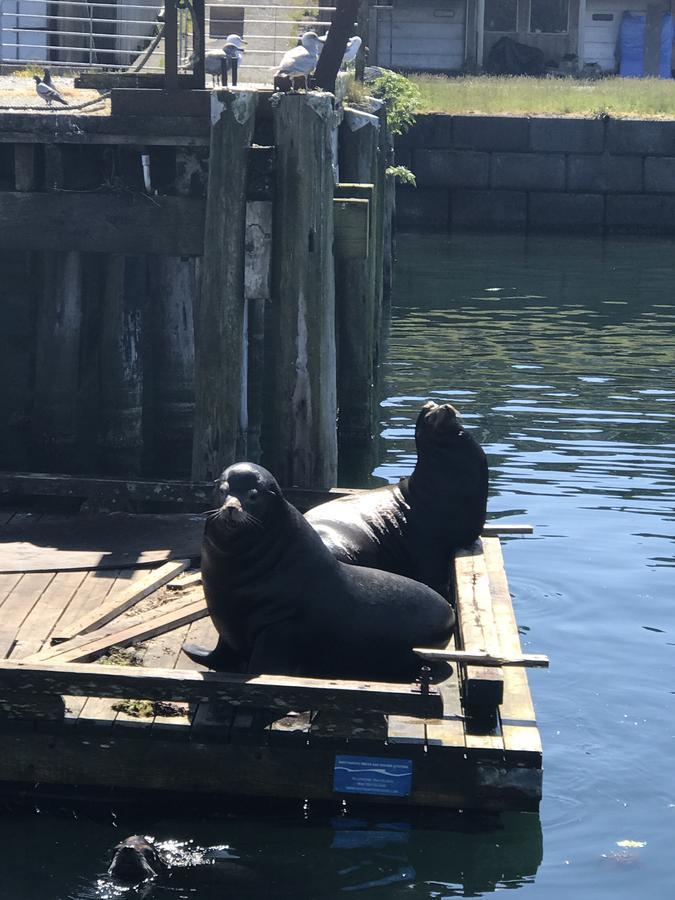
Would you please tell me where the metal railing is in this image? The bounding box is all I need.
[0,0,336,77]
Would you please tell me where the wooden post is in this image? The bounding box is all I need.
[314,0,359,92]
[14,145,38,192]
[355,0,370,80]
[99,255,147,476]
[148,257,197,478]
[245,201,273,465]
[373,107,389,373]
[192,90,257,482]
[164,0,178,90]
[265,92,337,489]
[382,113,395,311]
[32,251,83,472]
[0,251,35,470]
[335,110,380,483]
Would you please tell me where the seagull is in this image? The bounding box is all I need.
[34,75,67,107]
[274,30,323,89]
[203,34,246,86]
[318,33,362,66]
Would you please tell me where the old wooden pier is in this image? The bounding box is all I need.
[0,81,391,487]
[0,476,542,811]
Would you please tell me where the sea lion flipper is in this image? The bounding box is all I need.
[182,636,242,671]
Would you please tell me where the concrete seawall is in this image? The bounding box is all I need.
[395,114,675,234]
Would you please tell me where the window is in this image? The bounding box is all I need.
[484,0,517,33]
[530,0,569,33]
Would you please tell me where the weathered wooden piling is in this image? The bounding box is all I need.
[192,90,257,481]
[0,250,35,470]
[99,254,147,476]
[335,108,380,480]
[245,201,273,465]
[148,257,197,477]
[264,92,337,489]
[32,251,83,472]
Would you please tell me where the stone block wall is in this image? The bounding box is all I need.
[395,114,675,234]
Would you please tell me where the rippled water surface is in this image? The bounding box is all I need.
[2,232,674,899]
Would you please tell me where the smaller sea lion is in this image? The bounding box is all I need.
[108,835,167,884]
[183,462,454,682]
[306,401,489,598]
[107,835,273,896]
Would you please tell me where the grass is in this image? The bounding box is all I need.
[411,74,675,119]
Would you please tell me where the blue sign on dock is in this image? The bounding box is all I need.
[333,755,413,797]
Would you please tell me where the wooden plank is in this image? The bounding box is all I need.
[166,571,201,591]
[483,538,542,760]
[334,198,370,260]
[413,649,549,668]
[0,193,205,257]
[387,715,426,745]
[0,573,54,659]
[454,541,504,710]
[9,571,87,660]
[0,661,443,718]
[55,570,120,637]
[52,559,190,641]
[59,570,121,724]
[424,635,465,751]
[26,596,208,664]
[142,624,192,737]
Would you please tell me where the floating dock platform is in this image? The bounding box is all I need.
[0,475,542,812]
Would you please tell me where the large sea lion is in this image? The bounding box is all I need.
[183,462,453,682]
[305,401,489,599]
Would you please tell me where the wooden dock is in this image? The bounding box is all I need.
[0,482,542,812]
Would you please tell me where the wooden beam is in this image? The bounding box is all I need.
[0,660,442,717]
[0,193,205,256]
[454,540,504,710]
[334,198,370,259]
[414,649,549,668]
[50,560,191,642]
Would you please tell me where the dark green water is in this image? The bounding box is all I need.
[2,232,674,898]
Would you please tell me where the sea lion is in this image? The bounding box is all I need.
[108,835,167,884]
[305,401,489,598]
[182,462,453,682]
[107,835,273,896]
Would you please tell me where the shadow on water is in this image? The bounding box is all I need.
[0,797,542,899]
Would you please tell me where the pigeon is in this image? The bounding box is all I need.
[274,30,323,89]
[42,68,53,86]
[34,75,68,107]
[318,33,362,66]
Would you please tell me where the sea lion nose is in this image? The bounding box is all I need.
[222,496,242,519]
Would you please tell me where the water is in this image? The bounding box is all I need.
[2,232,674,898]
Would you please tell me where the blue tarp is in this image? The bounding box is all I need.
[619,11,673,78]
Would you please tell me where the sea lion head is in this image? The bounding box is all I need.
[210,462,282,535]
[108,835,167,884]
[415,401,464,452]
